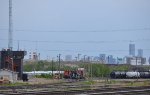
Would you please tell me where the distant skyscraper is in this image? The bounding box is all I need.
[129,44,135,56]
[99,54,106,63]
[137,49,143,57]
[107,55,114,64]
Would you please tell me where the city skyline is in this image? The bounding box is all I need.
[27,43,148,64]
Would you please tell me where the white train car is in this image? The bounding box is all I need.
[126,71,140,78]
[23,71,64,76]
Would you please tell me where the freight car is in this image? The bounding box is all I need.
[110,71,150,79]
[110,71,126,79]
[126,71,140,78]
[63,70,85,79]
[139,72,150,78]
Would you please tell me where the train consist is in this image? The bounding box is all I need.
[110,71,150,79]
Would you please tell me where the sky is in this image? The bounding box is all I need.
[0,0,150,60]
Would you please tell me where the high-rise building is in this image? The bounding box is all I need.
[137,49,143,57]
[126,56,146,65]
[33,52,38,60]
[107,55,114,64]
[29,52,38,60]
[99,54,106,63]
[129,44,135,56]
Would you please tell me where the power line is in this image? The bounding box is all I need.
[0,46,149,53]
[13,28,150,33]
[0,28,150,33]
[0,39,150,44]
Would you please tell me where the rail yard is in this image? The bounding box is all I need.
[0,78,150,95]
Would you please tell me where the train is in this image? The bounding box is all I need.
[63,70,85,79]
[110,71,150,79]
[23,70,85,79]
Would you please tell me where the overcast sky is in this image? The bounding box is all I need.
[0,0,150,59]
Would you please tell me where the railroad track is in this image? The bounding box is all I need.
[1,80,150,95]
[86,88,150,95]
[1,86,150,95]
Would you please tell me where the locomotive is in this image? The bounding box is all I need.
[110,71,150,79]
[63,70,85,79]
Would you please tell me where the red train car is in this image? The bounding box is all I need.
[64,70,71,79]
[63,69,85,79]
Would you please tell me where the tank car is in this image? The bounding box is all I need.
[139,72,150,78]
[110,71,126,79]
[126,71,140,78]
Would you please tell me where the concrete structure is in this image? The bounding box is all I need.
[29,52,40,60]
[126,56,146,65]
[0,49,26,79]
[8,0,13,50]
[33,52,38,60]
[137,49,143,57]
[129,44,135,56]
[0,69,18,83]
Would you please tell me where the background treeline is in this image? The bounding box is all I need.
[23,60,150,77]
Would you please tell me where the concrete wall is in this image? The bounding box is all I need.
[0,69,18,83]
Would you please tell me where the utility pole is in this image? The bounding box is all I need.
[136,57,138,81]
[83,55,87,78]
[83,55,86,68]
[90,56,93,80]
[8,0,14,72]
[11,58,14,83]
[87,56,90,79]
[58,54,61,79]
[52,58,54,78]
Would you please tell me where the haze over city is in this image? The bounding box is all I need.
[0,0,150,59]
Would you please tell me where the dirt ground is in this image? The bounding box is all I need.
[15,78,63,85]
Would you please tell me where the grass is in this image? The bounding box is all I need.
[83,80,96,85]
[126,80,150,87]
[2,82,29,86]
[106,80,117,84]
[143,80,150,86]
